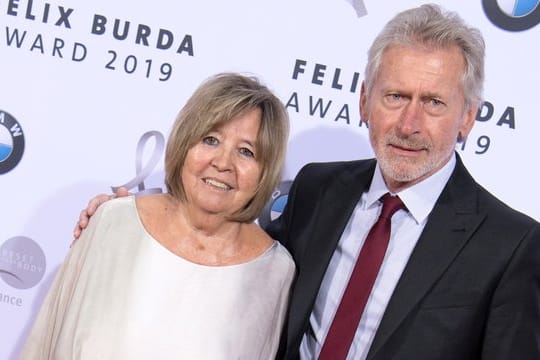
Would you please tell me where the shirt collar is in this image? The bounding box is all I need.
[366,153,456,225]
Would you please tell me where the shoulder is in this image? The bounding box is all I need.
[449,158,538,232]
[478,186,539,232]
[259,241,296,287]
[257,226,295,268]
[249,225,295,269]
[75,196,138,252]
[245,222,275,252]
[90,195,136,224]
[297,158,376,178]
[292,159,376,191]
[133,194,170,237]
[134,193,167,218]
[449,176,540,251]
[272,241,296,270]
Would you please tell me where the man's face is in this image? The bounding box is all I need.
[361,45,477,192]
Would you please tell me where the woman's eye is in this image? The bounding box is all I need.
[239,147,255,158]
[202,136,218,145]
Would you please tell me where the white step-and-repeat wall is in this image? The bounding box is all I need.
[1,0,539,357]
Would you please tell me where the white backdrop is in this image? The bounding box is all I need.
[1,0,539,358]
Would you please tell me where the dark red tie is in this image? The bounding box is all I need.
[318,193,404,360]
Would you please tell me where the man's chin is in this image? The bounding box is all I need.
[380,161,429,184]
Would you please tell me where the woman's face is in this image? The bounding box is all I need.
[181,108,262,218]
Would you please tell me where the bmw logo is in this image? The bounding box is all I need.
[0,110,25,174]
[483,0,540,31]
[258,180,292,228]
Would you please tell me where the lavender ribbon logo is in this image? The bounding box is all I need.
[344,0,367,17]
[111,130,165,195]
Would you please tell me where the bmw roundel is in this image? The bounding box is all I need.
[258,180,292,229]
[483,0,540,31]
[0,110,25,175]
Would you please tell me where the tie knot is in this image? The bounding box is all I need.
[380,193,404,219]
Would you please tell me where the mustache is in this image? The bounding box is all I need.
[385,132,431,151]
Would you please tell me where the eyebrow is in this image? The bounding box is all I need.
[242,139,257,148]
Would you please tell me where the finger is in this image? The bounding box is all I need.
[116,186,130,197]
[72,225,81,241]
[78,209,89,228]
[73,191,119,242]
[72,209,88,241]
[86,194,110,216]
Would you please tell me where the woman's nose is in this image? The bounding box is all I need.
[211,148,233,171]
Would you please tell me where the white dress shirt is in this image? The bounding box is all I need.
[300,155,456,360]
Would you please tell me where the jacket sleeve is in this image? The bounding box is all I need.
[481,222,540,359]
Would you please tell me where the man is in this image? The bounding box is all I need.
[75,4,540,359]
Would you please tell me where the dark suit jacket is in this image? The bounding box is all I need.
[266,155,540,360]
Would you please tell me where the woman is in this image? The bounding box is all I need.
[21,73,295,359]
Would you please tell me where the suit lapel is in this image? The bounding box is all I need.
[367,156,486,359]
[286,160,376,353]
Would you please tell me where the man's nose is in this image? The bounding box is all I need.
[397,101,422,136]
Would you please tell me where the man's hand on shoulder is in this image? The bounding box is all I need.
[72,187,130,240]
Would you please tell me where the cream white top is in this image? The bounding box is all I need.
[21,197,295,360]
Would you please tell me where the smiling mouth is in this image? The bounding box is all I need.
[204,178,232,190]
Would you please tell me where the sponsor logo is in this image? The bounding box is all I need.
[258,181,292,228]
[344,0,368,17]
[0,236,46,290]
[112,131,165,194]
[0,110,25,174]
[483,0,540,31]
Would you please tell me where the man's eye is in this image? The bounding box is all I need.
[239,147,255,158]
[424,98,447,112]
[202,136,218,145]
[429,98,444,106]
[385,94,403,103]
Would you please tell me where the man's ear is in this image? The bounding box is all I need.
[458,103,478,141]
[360,81,368,124]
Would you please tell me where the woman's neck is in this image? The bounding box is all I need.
[165,195,250,265]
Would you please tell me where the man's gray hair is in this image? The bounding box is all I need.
[364,3,485,108]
